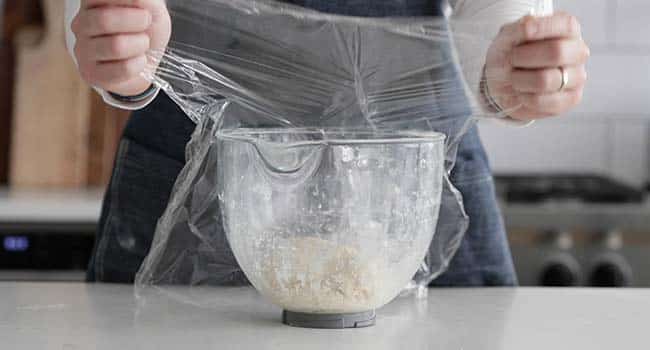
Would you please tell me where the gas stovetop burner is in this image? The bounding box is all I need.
[495,174,646,204]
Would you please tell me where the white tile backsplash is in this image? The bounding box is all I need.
[479,0,650,186]
[479,119,611,174]
[610,122,649,186]
[615,0,650,47]
[568,54,650,117]
[554,0,611,46]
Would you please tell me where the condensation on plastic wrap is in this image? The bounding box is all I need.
[135,0,549,301]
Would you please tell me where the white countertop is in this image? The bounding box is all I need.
[0,189,103,223]
[1,283,648,350]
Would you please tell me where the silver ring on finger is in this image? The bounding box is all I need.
[558,66,569,92]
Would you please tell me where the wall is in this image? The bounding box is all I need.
[479,0,650,187]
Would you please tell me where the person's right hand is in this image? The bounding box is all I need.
[72,0,171,97]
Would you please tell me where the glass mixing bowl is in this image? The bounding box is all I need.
[216,128,445,319]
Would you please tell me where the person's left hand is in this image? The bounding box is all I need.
[484,12,590,121]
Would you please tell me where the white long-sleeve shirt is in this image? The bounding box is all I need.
[64,0,553,111]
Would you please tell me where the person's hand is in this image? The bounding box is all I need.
[485,12,590,121]
[72,0,171,96]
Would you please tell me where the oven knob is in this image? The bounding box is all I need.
[588,254,633,287]
[538,254,581,287]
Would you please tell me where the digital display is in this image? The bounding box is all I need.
[3,236,30,252]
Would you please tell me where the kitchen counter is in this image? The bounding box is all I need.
[0,189,103,224]
[1,283,648,349]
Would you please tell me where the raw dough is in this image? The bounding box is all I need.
[257,236,384,314]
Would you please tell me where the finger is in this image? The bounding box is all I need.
[511,65,587,94]
[497,12,582,48]
[512,38,590,68]
[74,7,151,37]
[527,12,583,40]
[82,34,150,61]
[518,89,584,116]
[83,55,148,86]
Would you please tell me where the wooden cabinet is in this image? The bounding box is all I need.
[0,1,42,185]
[7,0,129,188]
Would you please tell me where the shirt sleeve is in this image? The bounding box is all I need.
[449,0,554,126]
[64,0,160,111]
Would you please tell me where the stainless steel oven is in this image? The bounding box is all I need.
[497,175,650,287]
[0,190,102,282]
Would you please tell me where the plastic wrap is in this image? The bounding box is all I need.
[135,0,548,299]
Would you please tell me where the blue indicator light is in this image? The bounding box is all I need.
[3,236,30,252]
